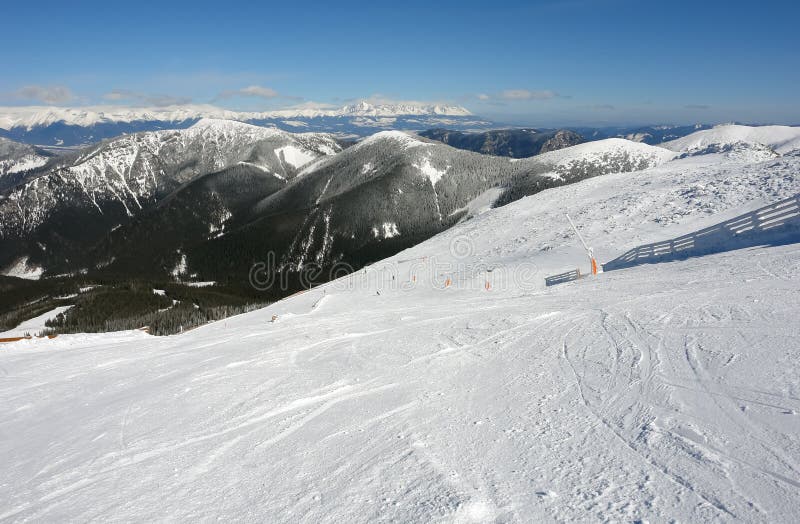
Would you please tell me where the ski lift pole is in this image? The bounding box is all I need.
[565,214,601,275]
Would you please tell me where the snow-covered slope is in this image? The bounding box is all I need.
[2,146,799,521]
[663,124,800,156]
[516,137,676,180]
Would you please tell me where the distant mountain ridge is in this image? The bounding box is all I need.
[418,128,584,158]
[0,102,474,129]
[573,124,714,145]
[0,102,488,147]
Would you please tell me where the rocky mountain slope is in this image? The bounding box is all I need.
[0,119,343,275]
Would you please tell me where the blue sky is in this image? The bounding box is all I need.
[2,0,798,125]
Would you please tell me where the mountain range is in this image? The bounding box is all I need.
[0,102,491,147]
[574,124,714,144]
[0,103,731,150]
[4,120,798,291]
[0,120,677,287]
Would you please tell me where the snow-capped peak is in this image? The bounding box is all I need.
[189,117,279,134]
[338,101,472,117]
[354,130,431,150]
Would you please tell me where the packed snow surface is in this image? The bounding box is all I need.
[1,144,800,522]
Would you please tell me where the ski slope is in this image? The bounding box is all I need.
[1,148,800,522]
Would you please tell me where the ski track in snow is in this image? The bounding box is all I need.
[1,243,799,522]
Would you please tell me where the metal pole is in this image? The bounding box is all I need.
[566,214,600,274]
[566,214,591,254]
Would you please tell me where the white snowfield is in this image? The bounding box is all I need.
[2,129,800,522]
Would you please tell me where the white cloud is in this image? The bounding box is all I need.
[8,85,75,104]
[103,91,126,101]
[500,89,558,100]
[284,100,338,110]
[238,85,279,98]
[102,89,191,106]
[474,89,560,102]
[217,85,282,100]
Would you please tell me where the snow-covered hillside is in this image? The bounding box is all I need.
[516,137,676,180]
[2,140,799,521]
[663,124,800,156]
